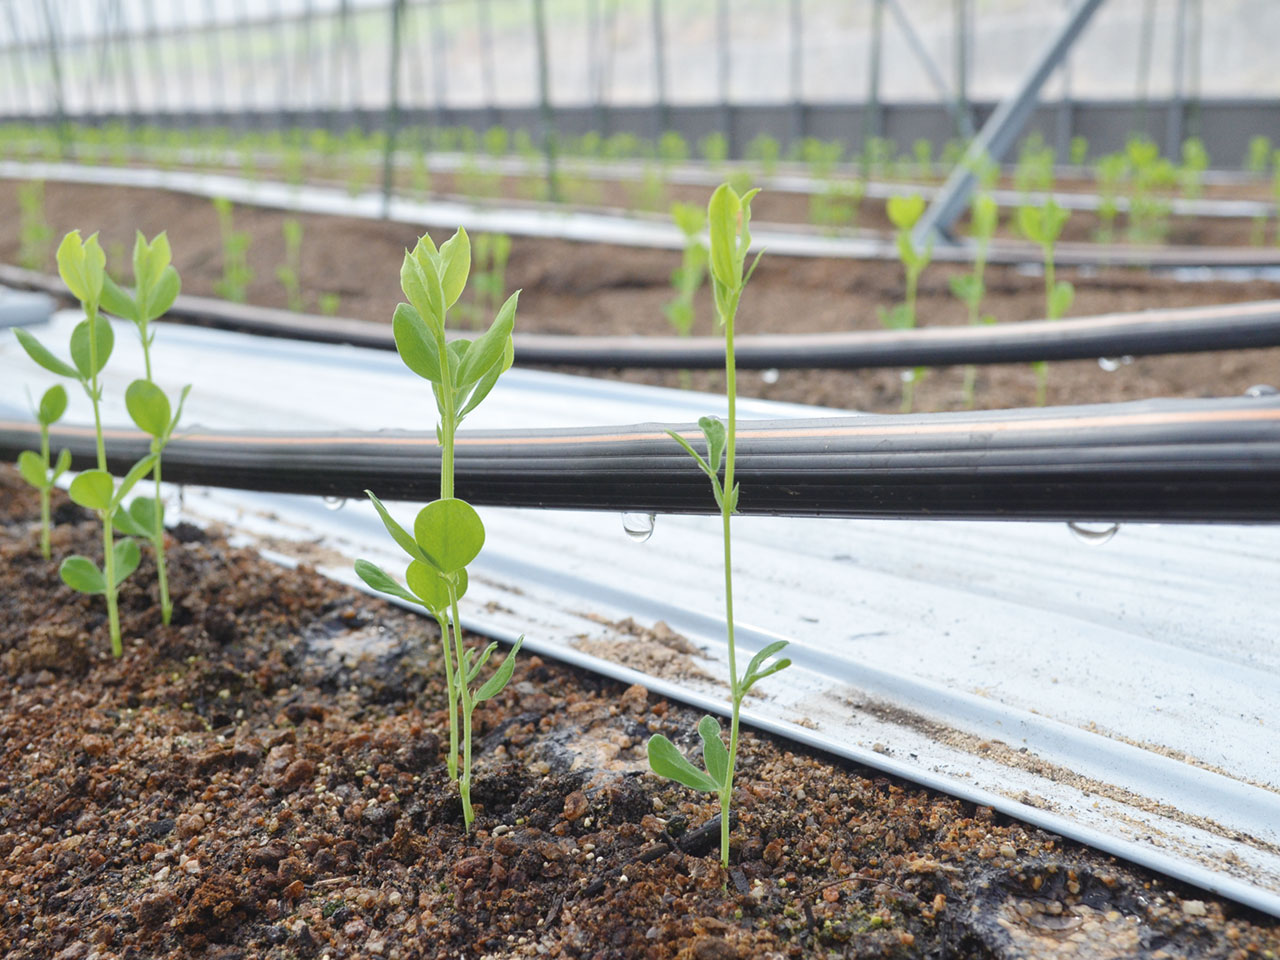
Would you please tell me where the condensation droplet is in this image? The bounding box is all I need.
[1067,521,1120,546]
[323,496,347,511]
[899,369,916,384]
[1244,383,1278,397]
[621,512,656,543]
[761,368,780,384]
[1097,356,1134,373]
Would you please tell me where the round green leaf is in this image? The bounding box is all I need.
[125,379,171,438]
[13,328,78,379]
[69,470,114,511]
[413,498,484,574]
[69,315,114,379]
[113,537,141,583]
[392,303,442,383]
[38,384,68,425]
[128,495,163,534]
[405,559,453,612]
[60,555,106,595]
[17,450,46,488]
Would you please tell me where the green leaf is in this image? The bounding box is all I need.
[111,454,158,507]
[457,335,514,420]
[51,448,71,479]
[699,416,726,474]
[69,470,114,511]
[743,640,790,683]
[886,194,925,230]
[466,641,498,684]
[742,640,792,692]
[671,202,706,238]
[665,428,712,478]
[14,328,78,379]
[971,193,999,239]
[697,715,729,788]
[413,498,484,574]
[1048,280,1075,319]
[125,379,171,437]
[113,537,141,583]
[439,227,471,309]
[37,384,67,426]
[57,231,107,307]
[456,290,518,388]
[168,384,192,437]
[405,559,455,612]
[100,275,136,321]
[400,249,445,332]
[392,302,443,383]
[17,450,46,488]
[60,555,106,594]
[365,490,430,565]
[354,558,421,606]
[474,636,523,702]
[128,495,163,534]
[707,184,741,290]
[948,273,982,306]
[646,734,720,792]
[877,303,915,331]
[69,315,114,379]
[112,504,149,537]
[146,265,181,320]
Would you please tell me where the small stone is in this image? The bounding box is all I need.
[762,839,784,866]
[283,880,305,900]
[454,855,489,879]
[999,843,1016,858]
[175,813,204,839]
[280,759,316,791]
[562,791,589,821]
[693,937,738,960]
[1182,900,1207,917]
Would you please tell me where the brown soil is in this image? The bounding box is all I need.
[4,467,1280,959]
[1,178,1279,418]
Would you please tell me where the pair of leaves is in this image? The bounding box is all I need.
[1047,280,1075,320]
[670,202,706,240]
[68,454,158,515]
[895,231,932,271]
[1017,200,1070,248]
[99,231,181,327]
[667,416,738,513]
[36,384,67,427]
[17,448,71,491]
[461,635,524,703]
[60,538,140,596]
[948,273,984,308]
[113,496,163,538]
[56,231,106,310]
[647,715,729,794]
[886,193,926,231]
[15,315,114,386]
[400,229,471,332]
[126,380,190,447]
[877,303,915,331]
[707,184,763,322]
[970,193,999,240]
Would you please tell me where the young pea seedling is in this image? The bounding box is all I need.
[212,197,254,303]
[647,184,792,873]
[877,193,933,413]
[1017,198,1073,406]
[664,203,710,388]
[277,218,305,312]
[17,180,52,272]
[949,192,999,408]
[355,227,523,832]
[16,384,72,559]
[100,231,191,626]
[15,231,156,656]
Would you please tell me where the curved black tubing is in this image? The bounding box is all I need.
[3,396,1278,522]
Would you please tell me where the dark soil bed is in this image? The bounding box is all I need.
[3,468,1280,959]
[1,178,1279,416]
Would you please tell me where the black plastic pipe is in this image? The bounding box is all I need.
[3,396,1278,522]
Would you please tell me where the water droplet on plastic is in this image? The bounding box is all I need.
[899,369,916,384]
[622,512,655,543]
[761,368,780,384]
[1097,356,1134,373]
[1244,383,1277,397]
[1067,521,1120,545]
[323,496,347,511]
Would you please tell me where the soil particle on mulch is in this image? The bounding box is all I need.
[3,465,1279,958]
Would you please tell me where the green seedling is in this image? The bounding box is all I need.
[467,233,513,330]
[949,192,999,407]
[648,183,791,873]
[1069,135,1090,168]
[1017,198,1073,406]
[15,231,156,655]
[876,194,933,412]
[101,231,191,626]
[1122,136,1175,244]
[658,131,690,166]
[745,133,780,178]
[276,218,305,312]
[17,180,52,272]
[911,138,934,180]
[356,227,522,832]
[212,197,253,303]
[1180,137,1209,200]
[1246,135,1272,178]
[318,292,341,316]
[1095,153,1126,244]
[664,203,710,388]
[16,384,72,559]
[699,132,729,170]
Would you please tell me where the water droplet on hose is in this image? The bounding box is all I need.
[323,496,347,511]
[1097,356,1134,373]
[622,513,656,543]
[1244,383,1277,397]
[1067,521,1119,545]
[761,368,780,384]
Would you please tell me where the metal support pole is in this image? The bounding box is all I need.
[588,0,605,132]
[789,0,805,146]
[954,0,971,141]
[1055,0,1074,160]
[651,0,667,134]
[1134,0,1156,136]
[1186,0,1202,139]
[381,0,405,218]
[38,0,68,155]
[203,0,227,125]
[885,0,972,139]
[430,0,446,134]
[864,0,885,151]
[914,0,1106,245]
[3,3,34,117]
[717,0,731,147]
[1165,0,1189,157]
[478,0,498,129]
[532,0,559,201]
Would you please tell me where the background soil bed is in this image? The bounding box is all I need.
[2,179,1279,414]
[3,467,1279,958]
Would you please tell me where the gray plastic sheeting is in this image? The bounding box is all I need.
[3,312,1279,915]
[0,285,54,329]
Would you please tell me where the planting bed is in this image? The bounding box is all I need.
[4,468,1280,959]
[2,179,1279,415]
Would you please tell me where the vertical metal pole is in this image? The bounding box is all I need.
[1133,0,1156,136]
[4,3,34,117]
[203,0,226,125]
[532,0,559,201]
[176,1,200,122]
[381,0,405,217]
[717,0,731,148]
[38,0,68,155]
[1056,0,1074,159]
[299,0,314,127]
[1185,0,1201,138]
[1165,0,1188,157]
[431,0,446,134]
[885,0,971,139]
[651,0,667,134]
[234,0,256,127]
[954,0,971,141]
[140,0,169,122]
[478,0,498,129]
[790,0,804,145]
[588,0,604,132]
[865,0,885,151]
[272,0,291,128]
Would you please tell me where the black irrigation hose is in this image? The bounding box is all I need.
[5,263,1280,370]
[3,396,1278,522]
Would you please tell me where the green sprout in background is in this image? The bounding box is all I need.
[877,193,933,413]
[17,180,52,272]
[16,384,71,560]
[15,232,156,656]
[950,192,999,408]
[212,196,254,303]
[745,133,780,178]
[356,227,523,832]
[1179,137,1209,200]
[277,218,305,312]
[663,202,710,389]
[1017,198,1073,406]
[467,233,513,331]
[647,183,792,873]
[101,231,190,626]
[1094,153,1126,244]
[1069,135,1090,168]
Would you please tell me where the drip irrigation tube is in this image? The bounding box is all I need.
[4,396,1278,522]
[4,264,1280,371]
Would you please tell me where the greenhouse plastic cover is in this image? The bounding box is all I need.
[2,312,1279,916]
